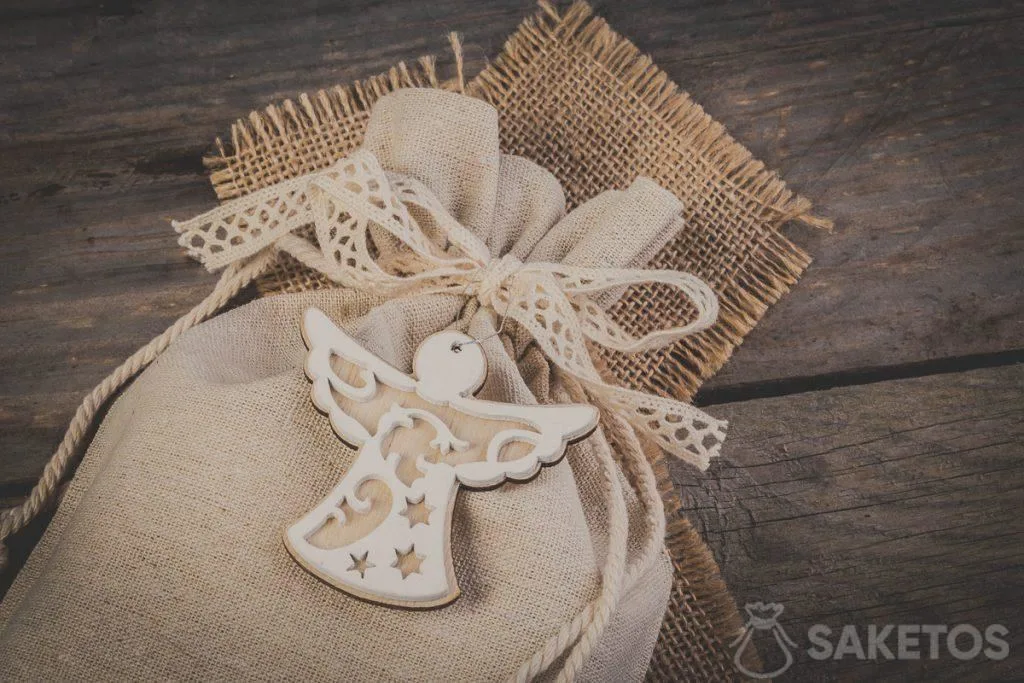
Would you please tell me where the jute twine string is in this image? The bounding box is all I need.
[509,377,668,683]
[512,379,629,683]
[0,252,277,569]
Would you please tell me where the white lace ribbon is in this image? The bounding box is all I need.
[173,151,726,468]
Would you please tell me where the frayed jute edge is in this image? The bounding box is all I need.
[205,55,447,201]
[649,448,763,679]
[648,231,814,401]
[467,0,830,406]
[469,0,832,232]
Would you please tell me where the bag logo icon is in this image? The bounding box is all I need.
[732,601,797,679]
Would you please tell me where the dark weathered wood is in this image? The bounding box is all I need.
[672,364,1024,681]
[674,7,1024,390]
[0,0,1020,484]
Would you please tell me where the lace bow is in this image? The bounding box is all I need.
[173,151,726,468]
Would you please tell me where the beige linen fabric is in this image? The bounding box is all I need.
[0,89,684,681]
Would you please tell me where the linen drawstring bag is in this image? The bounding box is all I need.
[0,89,726,681]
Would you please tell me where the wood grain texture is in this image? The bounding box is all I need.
[672,364,1024,680]
[674,5,1024,390]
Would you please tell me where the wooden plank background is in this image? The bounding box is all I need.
[1,0,1021,679]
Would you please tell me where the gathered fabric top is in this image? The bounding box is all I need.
[174,90,726,469]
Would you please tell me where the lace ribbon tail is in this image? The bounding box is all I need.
[593,382,727,471]
[172,176,317,271]
[536,263,721,353]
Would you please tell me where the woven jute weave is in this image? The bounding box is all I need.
[205,2,826,678]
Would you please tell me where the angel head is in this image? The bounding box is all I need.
[412,330,487,402]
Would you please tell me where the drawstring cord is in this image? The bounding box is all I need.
[512,378,667,683]
[0,252,275,570]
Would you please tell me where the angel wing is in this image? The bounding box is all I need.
[447,396,599,487]
[301,307,416,447]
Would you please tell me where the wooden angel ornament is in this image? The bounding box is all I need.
[285,308,599,608]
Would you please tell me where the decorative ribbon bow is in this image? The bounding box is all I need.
[174,151,726,468]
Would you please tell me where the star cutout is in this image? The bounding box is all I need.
[400,497,433,527]
[392,545,425,579]
[347,551,374,578]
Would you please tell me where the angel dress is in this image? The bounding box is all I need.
[287,308,598,607]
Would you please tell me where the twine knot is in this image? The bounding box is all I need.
[475,253,524,310]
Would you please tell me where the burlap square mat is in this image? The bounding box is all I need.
[205,2,828,678]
